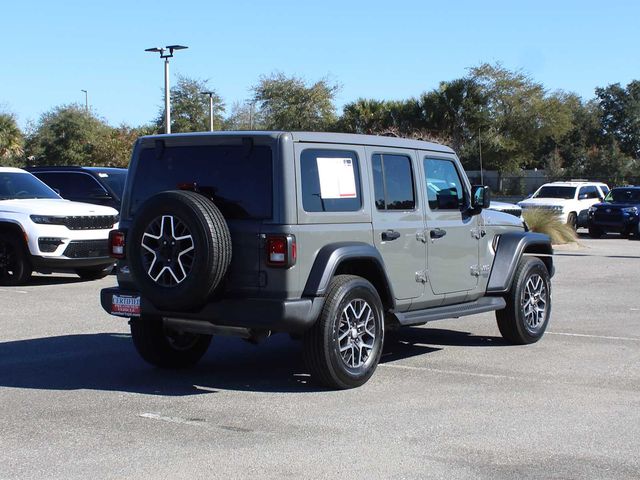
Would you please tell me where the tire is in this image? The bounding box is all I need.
[0,233,32,286]
[127,190,232,310]
[130,316,212,368]
[567,212,577,231]
[496,257,551,345]
[588,225,603,238]
[75,264,114,280]
[303,275,384,389]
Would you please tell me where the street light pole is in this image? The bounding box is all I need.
[145,45,188,134]
[200,91,215,131]
[80,89,88,113]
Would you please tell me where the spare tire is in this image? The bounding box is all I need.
[128,190,232,310]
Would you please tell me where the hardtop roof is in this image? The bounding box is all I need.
[140,131,455,154]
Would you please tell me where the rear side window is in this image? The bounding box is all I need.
[371,154,415,210]
[424,158,466,210]
[300,149,362,212]
[130,145,273,219]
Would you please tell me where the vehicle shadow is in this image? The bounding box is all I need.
[26,275,85,286]
[0,327,506,396]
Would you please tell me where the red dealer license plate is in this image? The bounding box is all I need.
[111,294,141,317]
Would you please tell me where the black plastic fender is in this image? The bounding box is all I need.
[302,242,395,308]
[487,232,553,294]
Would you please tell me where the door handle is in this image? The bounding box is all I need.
[430,228,447,239]
[381,230,401,241]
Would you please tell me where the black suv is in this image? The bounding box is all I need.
[27,166,127,211]
[587,186,640,238]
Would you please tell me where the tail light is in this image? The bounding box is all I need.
[109,230,126,259]
[265,234,296,268]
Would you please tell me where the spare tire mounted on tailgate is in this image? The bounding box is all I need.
[128,190,232,310]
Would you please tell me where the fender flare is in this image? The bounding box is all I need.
[486,232,553,294]
[302,242,395,307]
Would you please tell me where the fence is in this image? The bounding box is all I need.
[466,170,640,203]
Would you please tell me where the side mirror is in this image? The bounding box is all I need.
[471,185,490,214]
[578,193,588,200]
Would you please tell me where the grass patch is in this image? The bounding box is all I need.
[522,209,577,244]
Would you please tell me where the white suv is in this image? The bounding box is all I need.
[0,167,119,285]
[518,181,609,230]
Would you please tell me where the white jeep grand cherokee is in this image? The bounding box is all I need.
[0,167,119,285]
[518,181,609,230]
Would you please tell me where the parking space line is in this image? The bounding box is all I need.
[139,413,205,426]
[547,332,640,342]
[379,363,520,380]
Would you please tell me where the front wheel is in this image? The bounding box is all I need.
[496,257,551,345]
[0,233,32,286]
[567,212,577,231]
[303,275,384,389]
[588,225,603,238]
[130,316,212,368]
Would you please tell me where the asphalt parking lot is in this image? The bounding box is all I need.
[1,235,639,479]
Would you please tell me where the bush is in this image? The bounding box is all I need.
[522,209,577,244]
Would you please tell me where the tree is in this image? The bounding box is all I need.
[467,63,576,172]
[223,101,264,130]
[0,112,24,166]
[419,78,488,159]
[91,124,141,167]
[25,105,112,166]
[252,73,339,130]
[155,76,225,133]
[595,80,640,159]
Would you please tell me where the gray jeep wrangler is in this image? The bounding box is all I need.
[101,132,553,389]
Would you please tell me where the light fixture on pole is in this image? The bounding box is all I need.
[200,91,216,132]
[145,44,188,134]
[80,89,88,113]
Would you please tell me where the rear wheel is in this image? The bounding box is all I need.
[0,233,32,286]
[496,257,551,345]
[303,275,384,389]
[130,316,212,368]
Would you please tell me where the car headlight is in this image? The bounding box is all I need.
[622,206,638,215]
[30,215,65,225]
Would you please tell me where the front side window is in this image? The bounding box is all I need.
[371,154,415,211]
[301,149,362,212]
[424,158,465,210]
[579,186,599,199]
[35,172,106,198]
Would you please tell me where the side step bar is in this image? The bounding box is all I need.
[394,296,506,327]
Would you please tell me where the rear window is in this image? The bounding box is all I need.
[130,144,273,219]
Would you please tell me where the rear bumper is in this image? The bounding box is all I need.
[31,255,115,271]
[100,287,323,333]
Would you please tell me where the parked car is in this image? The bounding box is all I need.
[27,166,127,211]
[488,200,522,217]
[518,181,609,230]
[0,167,119,285]
[100,131,554,389]
[587,186,640,238]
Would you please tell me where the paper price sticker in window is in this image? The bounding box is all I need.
[317,157,357,199]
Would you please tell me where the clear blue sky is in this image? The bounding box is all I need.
[3,0,639,129]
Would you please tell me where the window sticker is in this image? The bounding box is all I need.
[316,157,357,199]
